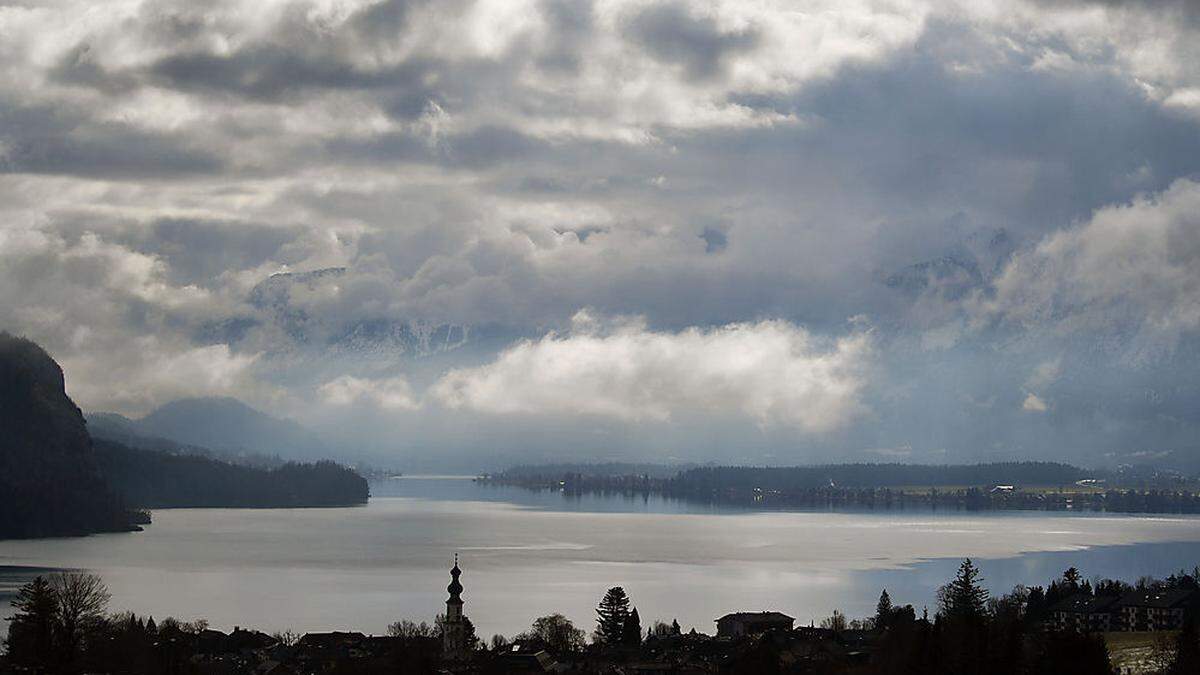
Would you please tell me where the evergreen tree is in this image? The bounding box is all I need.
[938,559,990,622]
[1062,567,1082,590]
[671,619,681,635]
[876,589,893,628]
[4,576,58,666]
[1169,613,1200,675]
[622,607,642,645]
[595,587,630,645]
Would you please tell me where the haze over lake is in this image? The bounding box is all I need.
[4,477,1200,638]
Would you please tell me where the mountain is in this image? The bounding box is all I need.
[0,333,137,538]
[134,396,331,461]
[86,410,284,467]
[883,227,1017,300]
[212,267,472,363]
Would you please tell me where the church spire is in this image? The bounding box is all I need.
[443,554,468,660]
[447,553,463,603]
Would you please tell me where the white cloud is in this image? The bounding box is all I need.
[319,374,419,410]
[977,179,1200,351]
[60,340,261,415]
[1021,392,1048,412]
[431,311,872,431]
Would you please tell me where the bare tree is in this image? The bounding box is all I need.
[48,572,110,656]
[820,609,847,631]
[271,629,300,646]
[517,613,587,654]
[388,619,438,638]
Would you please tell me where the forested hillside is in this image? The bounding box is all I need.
[0,333,136,538]
[94,441,369,508]
[667,463,1091,491]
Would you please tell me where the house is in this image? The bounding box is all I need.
[1047,593,1120,632]
[489,642,558,673]
[1116,588,1198,632]
[714,612,795,638]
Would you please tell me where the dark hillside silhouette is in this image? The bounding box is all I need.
[0,333,136,538]
[134,396,331,461]
[94,440,368,508]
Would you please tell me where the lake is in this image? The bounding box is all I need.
[3,476,1200,639]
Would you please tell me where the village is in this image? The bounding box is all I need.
[5,557,1199,674]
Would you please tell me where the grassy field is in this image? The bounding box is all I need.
[1105,631,1176,674]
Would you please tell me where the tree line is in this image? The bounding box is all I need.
[94,440,369,508]
[7,562,1200,674]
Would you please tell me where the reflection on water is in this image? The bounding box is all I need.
[1,477,1199,638]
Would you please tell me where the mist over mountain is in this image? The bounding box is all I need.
[118,397,334,462]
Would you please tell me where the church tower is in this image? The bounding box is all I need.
[442,554,468,660]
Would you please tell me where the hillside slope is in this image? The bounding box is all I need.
[135,397,331,460]
[0,333,136,538]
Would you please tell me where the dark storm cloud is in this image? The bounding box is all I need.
[145,47,434,104]
[50,44,140,95]
[0,100,223,178]
[674,20,1200,248]
[700,226,727,253]
[134,219,304,286]
[623,2,760,80]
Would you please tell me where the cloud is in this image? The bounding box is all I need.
[319,375,419,410]
[622,2,760,81]
[432,311,872,431]
[61,341,261,415]
[1022,393,1048,412]
[0,99,224,178]
[2,0,1200,466]
[977,179,1200,353]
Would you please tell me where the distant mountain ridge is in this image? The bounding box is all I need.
[90,396,333,462]
[882,227,1016,299]
[86,410,283,467]
[199,267,472,363]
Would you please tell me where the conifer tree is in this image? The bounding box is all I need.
[595,587,630,645]
[622,607,642,645]
[876,589,893,628]
[4,576,57,666]
[1062,567,1082,590]
[938,559,990,622]
[1169,613,1200,675]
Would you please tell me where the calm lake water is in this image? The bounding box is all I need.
[3,476,1200,639]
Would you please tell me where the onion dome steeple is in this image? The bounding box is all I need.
[447,554,463,603]
[442,554,468,660]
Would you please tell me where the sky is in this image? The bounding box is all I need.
[3,0,1200,469]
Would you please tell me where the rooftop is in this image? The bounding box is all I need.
[1118,588,1197,609]
[1048,593,1121,614]
[716,611,795,623]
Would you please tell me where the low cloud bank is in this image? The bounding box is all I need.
[432,312,871,432]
